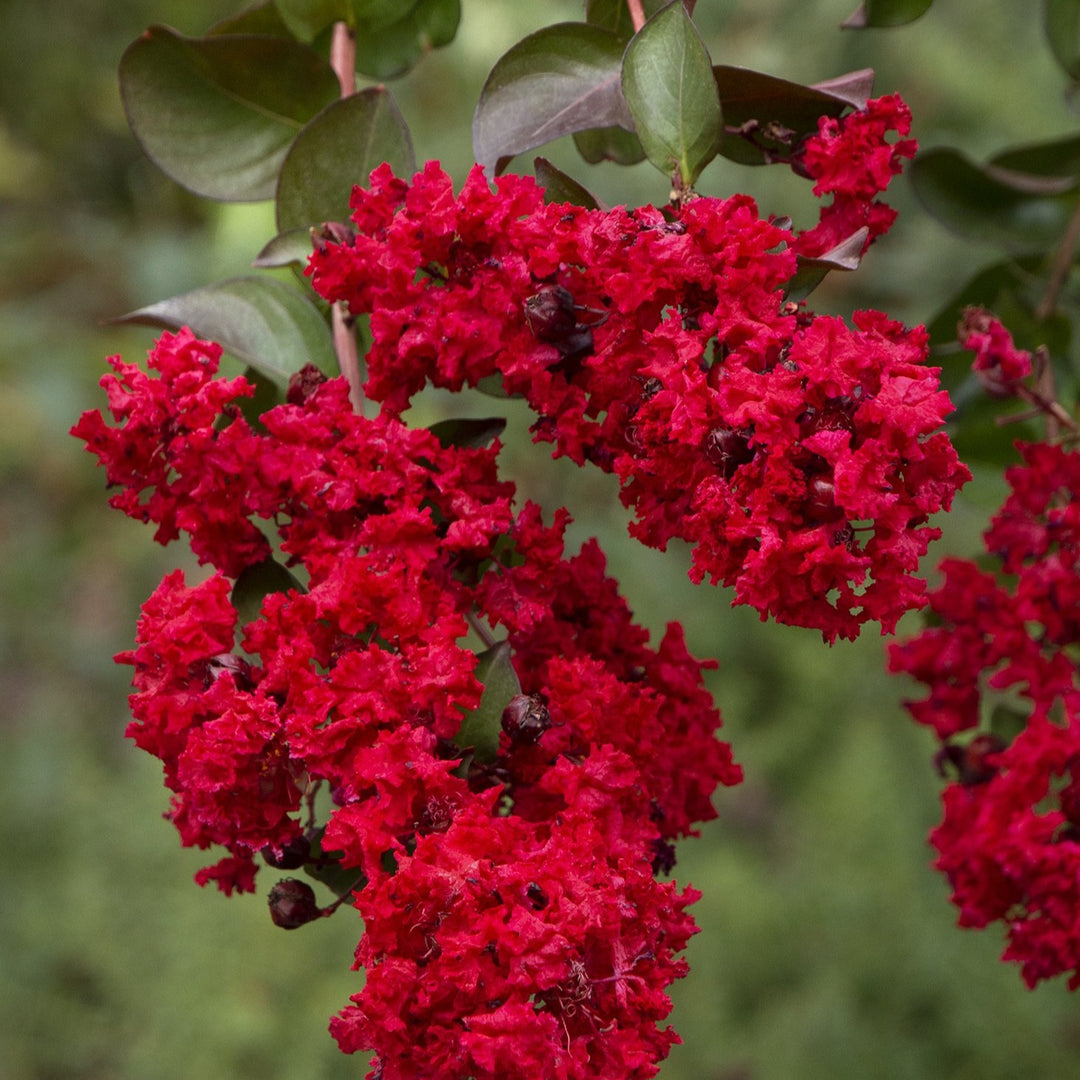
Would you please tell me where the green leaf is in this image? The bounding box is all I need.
[273,0,350,41]
[584,0,668,39]
[119,26,339,201]
[253,228,317,269]
[354,0,461,79]
[1045,0,1080,80]
[621,2,723,186]
[473,23,632,174]
[276,88,415,233]
[232,557,304,627]
[113,276,336,388]
[841,0,935,28]
[714,65,871,166]
[534,157,602,209]
[991,132,1080,180]
[573,125,646,165]
[303,828,368,895]
[910,147,1079,253]
[234,365,287,430]
[427,417,507,449]
[208,3,295,37]
[455,642,521,763]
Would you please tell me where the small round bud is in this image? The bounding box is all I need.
[267,878,322,930]
[524,285,577,342]
[703,427,754,475]
[501,694,551,744]
[262,835,311,870]
[287,363,328,405]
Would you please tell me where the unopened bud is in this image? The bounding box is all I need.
[524,285,578,342]
[501,694,551,744]
[267,878,323,930]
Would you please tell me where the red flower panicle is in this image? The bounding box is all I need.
[74,332,740,1076]
[890,440,1080,988]
[793,93,917,258]
[307,118,966,641]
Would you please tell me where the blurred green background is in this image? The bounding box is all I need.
[3,2,1079,1078]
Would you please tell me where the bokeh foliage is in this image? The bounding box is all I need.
[3,2,1080,1078]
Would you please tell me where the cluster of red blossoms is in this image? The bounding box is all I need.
[307,95,965,642]
[73,328,741,1078]
[889,314,1080,989]
[73,90,979,1075]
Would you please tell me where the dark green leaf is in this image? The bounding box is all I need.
[573,125,647,165]
[427,417,507,449]
[303,828,367,896]
[455,642,521,763]
[784,228,867,302]
[232,557,304,628]
[584,0,667,39]
[208,3,295,37]
[1045,0,1080,80]
[842,0,935,28]
[276,88,415,233]
[234,365,287,430]
[945,388,1042,466]
[714,65,870,166]
[349,0,405,28]
[621,2,723,186]
[473,23,631,174]
[534,157,602,208]
[354,0,461,79]
[272,0,350,41]
[119,26,338,201]
[253,227,317,269]
[991,132,1080,179]
[910,147,1080,252]
[113,276,336,388]
[924,258,1047,353]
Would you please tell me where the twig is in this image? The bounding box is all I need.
[330,21,356,97]
[1036,196,1080,321]
[466,610,497,650]
[626,0,646,32]
[332,304,365,414]
[328,22,364,411]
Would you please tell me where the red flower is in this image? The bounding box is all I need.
[307,156,965,640]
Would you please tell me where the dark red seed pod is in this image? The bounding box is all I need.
[287,363,328,405]
[524,285,578,342]
[703,426,754,474]
[267,878,323,930]
[262,835,311,870]
[501,694,551,744]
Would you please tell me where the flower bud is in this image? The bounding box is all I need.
[267,878,323,930]
[524,285,577,342]
[501,694,551,744]
[262,835,311,870]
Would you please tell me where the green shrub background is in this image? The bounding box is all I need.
[3,3,1079,1077]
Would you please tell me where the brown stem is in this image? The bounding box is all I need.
[332,304,365,414]
[626,0,646,32]
[1036,196,1080,321]
[466,610,497,650]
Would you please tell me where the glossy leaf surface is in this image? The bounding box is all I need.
[276,88,415,232]
[473,23,631,173]
[119,26,338,201]
[622,2,722,185]
[114,277,336,388]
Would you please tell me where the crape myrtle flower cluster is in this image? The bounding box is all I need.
[307,95,967,643]
[72,328,742,1078]
[889,316,1080,989]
